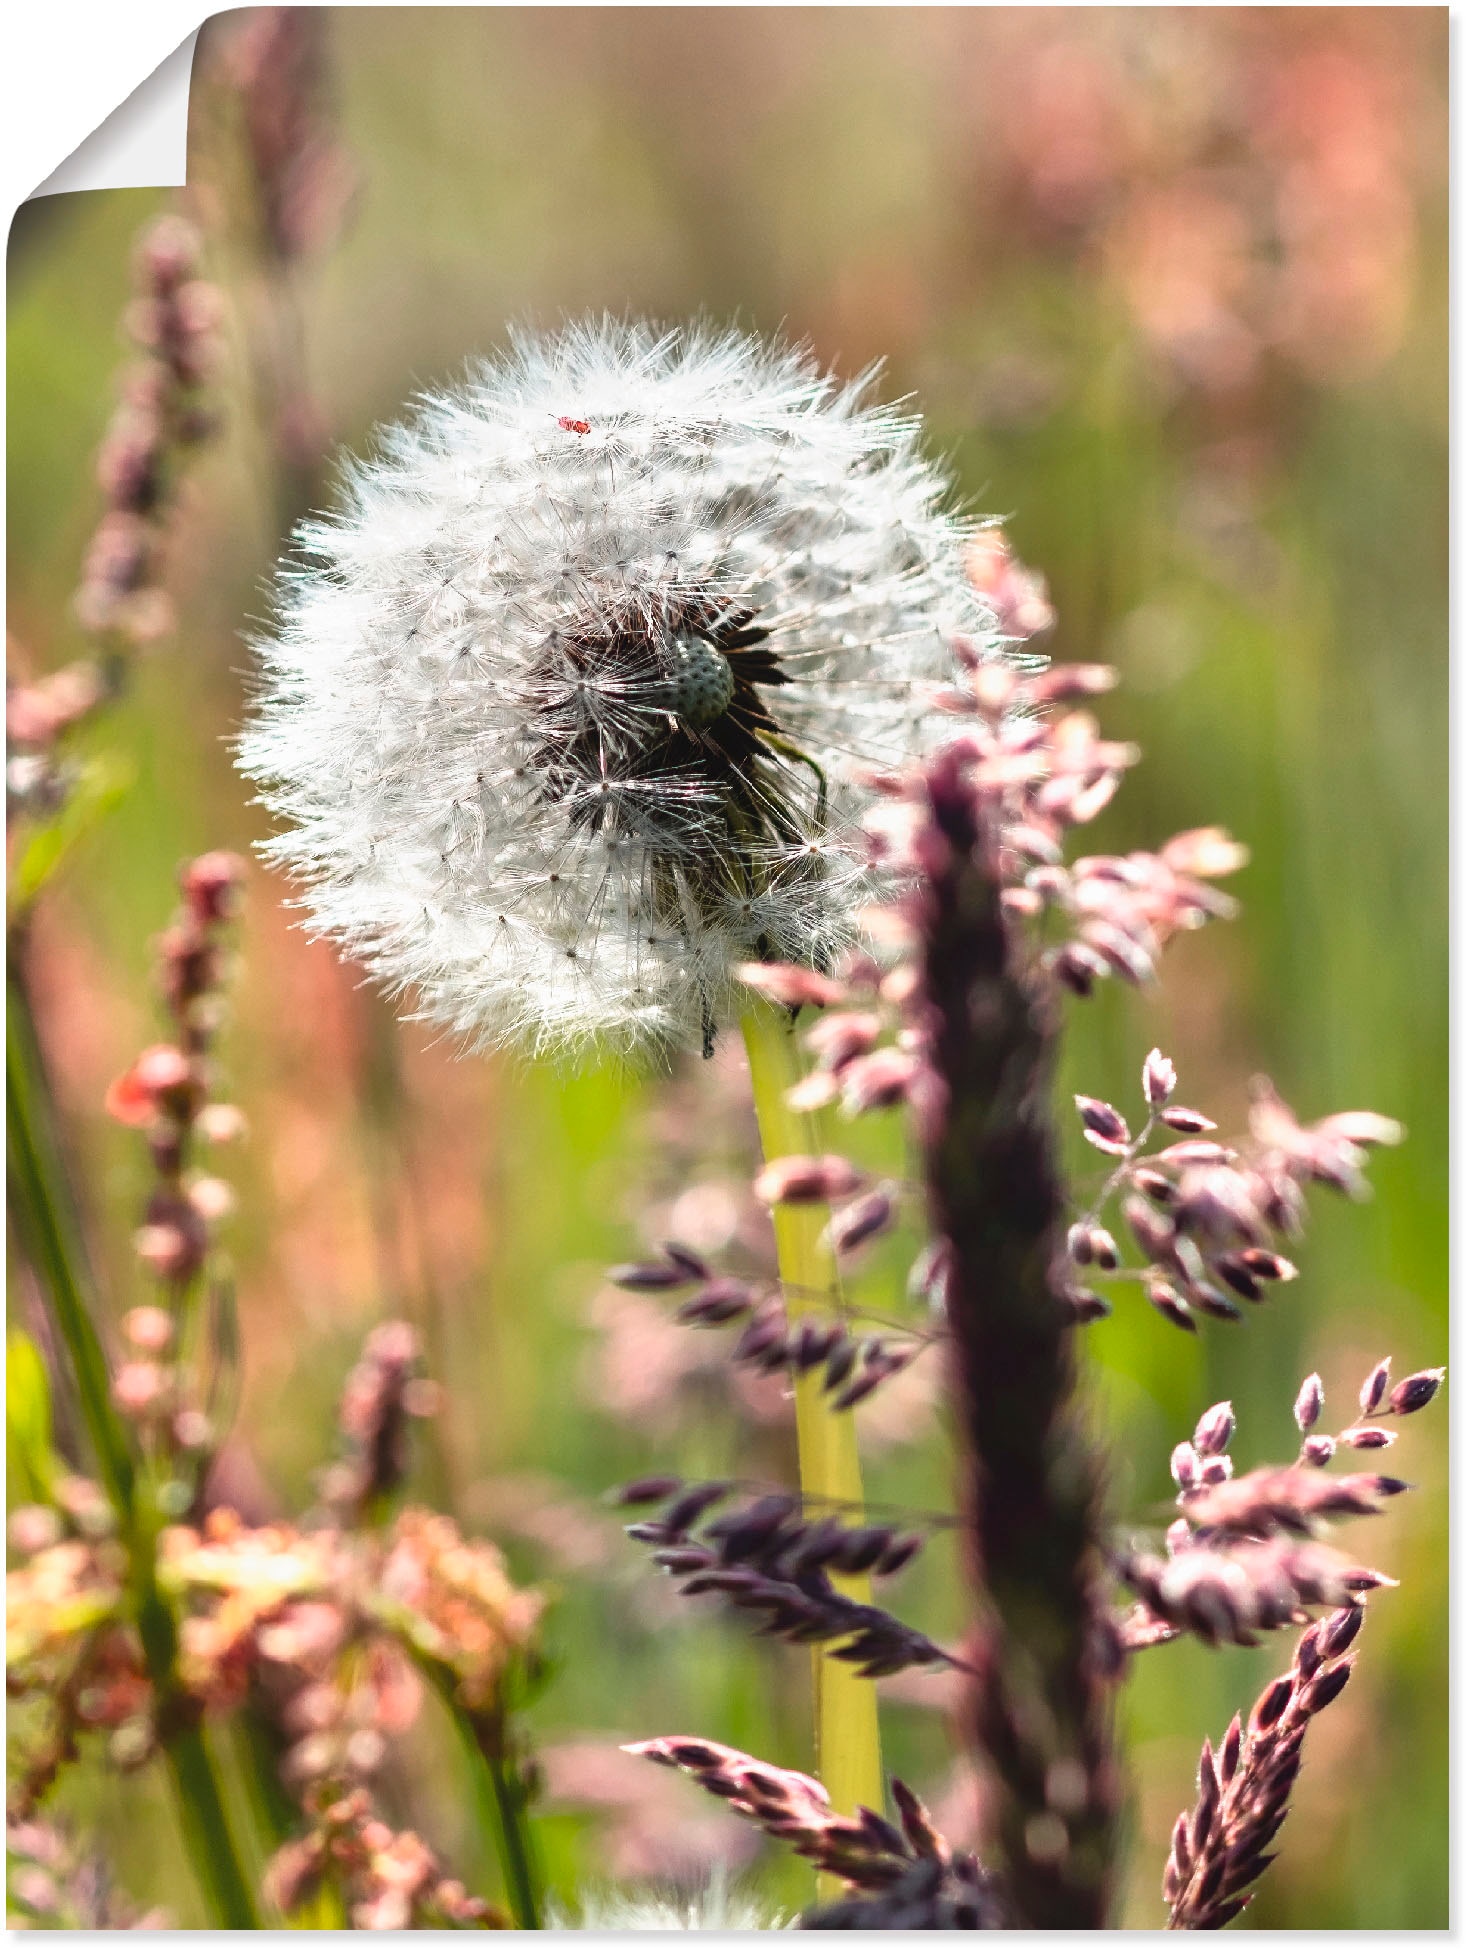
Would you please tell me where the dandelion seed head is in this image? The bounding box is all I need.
[239,318,1001,1059]
[550,1873,785,1931]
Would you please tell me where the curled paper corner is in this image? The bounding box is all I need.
[28,29,199,201]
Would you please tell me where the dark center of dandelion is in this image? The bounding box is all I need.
[526,596,828,1048]
[528,598,802,844]
[667,634,737,729]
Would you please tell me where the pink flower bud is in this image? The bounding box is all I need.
[180,850,245,925]
[123,1305,174,1352]
[785,1070,840,1111]
[1146,1279,1195,1333]
[137,214,200,293]
[735,963,847,1009]
[1359,1359,1392,1417]
[113,1360,168,1415]
[803,1010,882,1071]
[133,1221,199,1281]
[173,1409,214,1450]
[1192,1401,1235,1458]
[189,1176,236,1223]
[1294,1372,1324,1431]
[196,1103,249,1144]
[1388,1368,1444,1416]
[1065,1287,1111,1323]
[8,1505,61,1555]
[1160,828,1250,880]
[1159,1106,1217,1134]
[825,1187,897,1257]
[1075,1095,1131,1154]
[105,1044,193,1126]
[752,1154,865,1207]
[839,1048,924,1113]
[1142,1048,1177,1108]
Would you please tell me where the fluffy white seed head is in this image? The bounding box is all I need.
[239,319,1000,1061]
[549,1876,785,1931]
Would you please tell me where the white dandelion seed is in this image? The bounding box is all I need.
[548,1872,786,1931]
[238,318,1002,1061]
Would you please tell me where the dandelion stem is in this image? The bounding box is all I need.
[741,999,883,1872]
[7,956,261,1929]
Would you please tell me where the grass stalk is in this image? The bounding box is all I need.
[7,956,261,1929]
[422,1664,542,1929]
[740,999,883,1855]
[481,1739,541,1932]
[6,962,133,1515]
[163,1720,265,1928]
[915,753,1117,1927]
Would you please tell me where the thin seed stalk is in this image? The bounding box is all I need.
[741,1000,883,1860]
[7,956,261,1929]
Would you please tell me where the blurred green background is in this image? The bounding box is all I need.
[7,6,1447,1929]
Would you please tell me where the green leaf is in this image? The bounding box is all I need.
[7,751,135,922]
[6,1328,58,1507]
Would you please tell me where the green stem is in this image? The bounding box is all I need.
[483,1739,541,1932]
[288,1880,347,1930]
[164,1720,264,1929]
[740,1001,884,1847]
[232,1696,304,1860]
[425,1668,542,1929]
[6,962,133,1515]
[7,956,261,1929]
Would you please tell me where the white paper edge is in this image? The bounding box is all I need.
[28,31,200,202]
[3,3,226,219]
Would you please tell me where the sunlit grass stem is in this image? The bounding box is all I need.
[6,959,262,1929]
[741,999,883,1871]
[420,1661,543,1928]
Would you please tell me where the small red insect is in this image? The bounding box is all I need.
[557,416,591,435]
